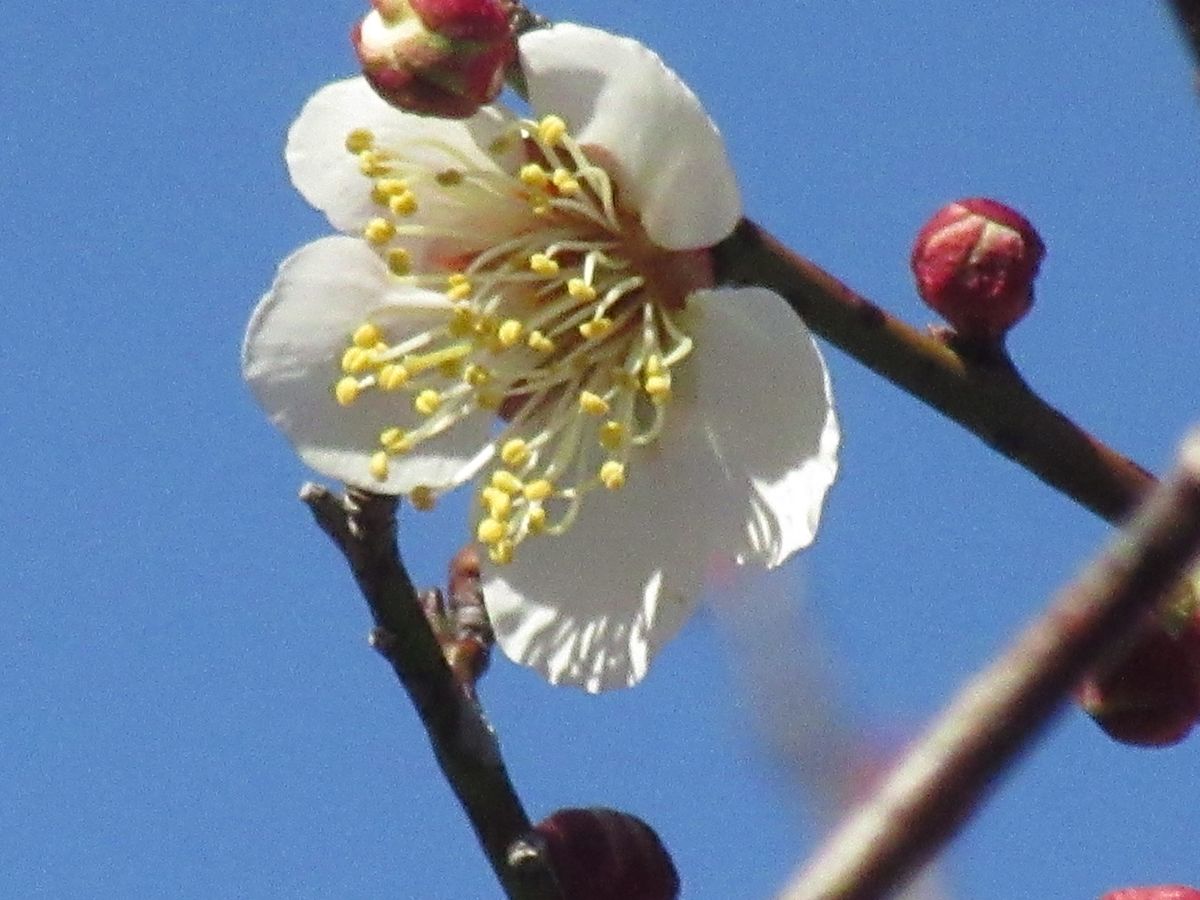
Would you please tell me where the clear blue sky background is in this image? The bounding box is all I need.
[3,2,1198,897]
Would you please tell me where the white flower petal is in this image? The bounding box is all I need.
[520,24,741,250]
[243,236,492,493]
[685,287,839,567]
[286,78,516,234]
[482,396,731,692]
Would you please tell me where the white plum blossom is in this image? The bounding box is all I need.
[243,23,839,692]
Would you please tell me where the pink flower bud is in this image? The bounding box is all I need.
[1076,605,1200,748]
[533,808,680,900]
[910,197,1045,341]
[1101,887,1200,900]
[353,0,516,118]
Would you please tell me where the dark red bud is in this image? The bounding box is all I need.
[533,808,680,900]
[910,197,1045,342]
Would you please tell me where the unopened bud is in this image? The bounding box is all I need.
[532,808,680,900]
[1076,587,1200,747]
[353,0,517,118]
[910,197,1045,342]
[1101,887,1200,900]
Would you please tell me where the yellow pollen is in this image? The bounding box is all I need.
[476,389,502,410]
[487,491,512,519]
[527,330,556,353]
[599,460,627,490]
[463,363,491,387]
[645,355,665,377]
[386,248,412,276]
[519,163,550,188]
[446,275,473,301]
[335,377,361,406]
[529,253,559,276]
[526,507,548,533]
[379,427,408,450]
[389,191,418,216]
[491,470,524,494]
[409,485,437,511]
[579,318,613,340]
[378,364,410,391]
[552,169,581,195]
[363,217,395,244]
[435,169,464,186]
[414,389,442,415]
[500,438,531,467]
[372,177,408,201]
[369,451,390,481]
[537,115,568,145]
[497,319,524,348]
[353,323,383,348]
[480,486,507,510]
[489,540,514,565]
[341,347,372,374]
[523,479,554,502]
[477,517,506,545]
[345,128,375,153]
[644,374,672,401]
[567,279,597,302]
[579,391,610,416]
[358,150,392,177]
[599,420,626,450]
[448,304,474,336]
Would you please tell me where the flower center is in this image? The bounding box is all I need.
[333,114,711,564]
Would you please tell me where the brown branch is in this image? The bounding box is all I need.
[1166,0,1200,78]
[714,220,1155,525]
[300,484,562,900]
[776,427,1200,900]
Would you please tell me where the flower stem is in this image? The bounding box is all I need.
[300,484,562,900]
[713,219,1155,524]
[776,427,1200,900]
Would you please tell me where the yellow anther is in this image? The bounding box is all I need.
[537,115,568,145]
[463,363,491,387]
[519,163,550,188]
[437,359,463,379]
[352,322,383,348]
[477,517,506,545]
[335,377,362,406]
[526,506,548,533]
[487,491,512,519]
[448,273,470,286]
[645,354,665,377]
[358,150,392,177]
[552,168,581,195]
[369,451,390,481]
[472,314,498,337]
[414,389,442,415]
[529,253,559,276]
[389,191,418,216]
[379,427,408,450]
[500,438,531,467]
[527,330,555,353]
[448,304,474,336]
[497,319,524,348]
[579,391,610,416]
[488,539,514,565]
[409,485,437,511]
[345,128,375,153]
[363,217,395,244]
[579,318,613,340]
[480,486,507,510]
[644,374,672,401]
[567,279,597,302]
[435,169,464,186]
[523,479,554,502]
[377,364,410,391]
[490,470,524,494]
[371,177,408,201]
[341,347,372,374]
[476,389,502,411]
[386,248,412,276]
[446,279,473,301]
[599,420,626,451]
[599,460,626,490]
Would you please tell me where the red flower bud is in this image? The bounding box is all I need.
[1101,887,1200,900]
[533,808,680,900]
[910,197,1045,342]
[1076,603,1200,748]
[353,0,517,119]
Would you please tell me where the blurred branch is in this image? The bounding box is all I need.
[300,484,562,900]
[714,220,1155,525]
[776,426,1200,900]
[1166,0,1200,78]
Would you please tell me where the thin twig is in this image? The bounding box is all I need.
[300,484,562,900]
[776,427,1200,900]
[714,220,1155,525]
[1166,0,1200,80]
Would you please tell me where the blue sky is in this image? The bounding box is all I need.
[3,2,1198,897]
